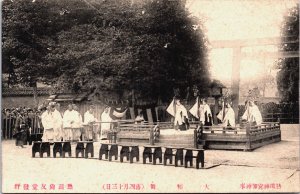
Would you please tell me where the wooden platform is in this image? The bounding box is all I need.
[115,121,281,151]
[199,122,281,151]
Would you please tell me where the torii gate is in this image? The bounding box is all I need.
[210,37,299,122]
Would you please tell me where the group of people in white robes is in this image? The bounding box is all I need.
[166,96,263,129]
[167,97,213,130]
[41,103,115,142]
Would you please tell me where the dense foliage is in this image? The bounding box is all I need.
[2,0,210,103]
[276,4,299,103]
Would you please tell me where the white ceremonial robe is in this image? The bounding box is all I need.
[174,104,188,126]
[83,111,97,140]
[217,107,235,127]
[41,111,54,141]
[199,104,213,125]
[242,105,262,125]
[63,110,75,140]
[52,109,63,141]
[100,109,113,139]
[73,111,83,140]
[223,107,236,127]
[84,111,97,124]
[83,111,96,140]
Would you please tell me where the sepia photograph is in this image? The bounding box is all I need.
[1,0,299,193]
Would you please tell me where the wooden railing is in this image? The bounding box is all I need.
[116,122,159,145]
[263,113,299,124]
[194,122,281,150]
[246,122,280,135]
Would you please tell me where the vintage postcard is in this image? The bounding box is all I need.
[1,0,299,193]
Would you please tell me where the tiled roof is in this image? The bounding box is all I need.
[2,87,52,97]
[47,93,89,102]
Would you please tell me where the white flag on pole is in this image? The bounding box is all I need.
[189,97,199,118]
[166,99,175,117]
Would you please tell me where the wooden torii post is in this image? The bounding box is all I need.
[210,37,299,122]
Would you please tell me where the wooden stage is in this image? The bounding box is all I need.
[199,122,281,151]
[116,121,281,151]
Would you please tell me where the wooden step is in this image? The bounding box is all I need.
[159,134,194,139]
[158,136,193,141]
[154,142,195,148]
[157,139,192,144]
[118,139,149,144]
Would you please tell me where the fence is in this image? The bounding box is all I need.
[194,122,281,150]
[238,102,299,124]
[2,113,43,140]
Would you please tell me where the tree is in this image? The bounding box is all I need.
[2,0,97,86]
[276,4,299,103]
[2,0,211,104]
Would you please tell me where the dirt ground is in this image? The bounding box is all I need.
[1,124,299,193]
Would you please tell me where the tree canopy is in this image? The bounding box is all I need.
[2,0,211,104]
[276,4,299,103]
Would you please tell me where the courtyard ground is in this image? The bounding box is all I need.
[1,124,299,193]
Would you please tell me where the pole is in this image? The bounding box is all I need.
[231,47,241,123]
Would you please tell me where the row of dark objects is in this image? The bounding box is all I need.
[32,141,94,158]
[32,142,205,169]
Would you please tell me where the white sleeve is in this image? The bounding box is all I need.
[217,109,223,121]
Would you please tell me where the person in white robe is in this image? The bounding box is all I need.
[199,98,213,126]
[51,102,63,141]
[41,104,63,141]
[72,104,83,141]
[242,101,263,125]
[135,110,145,124]
[100,107,113,140]
[217,101,236,127]
[63,104,75,141]
[83,105,98,140]
[41,106,53,141]
[54,103,63,140]
[167,98,189,131]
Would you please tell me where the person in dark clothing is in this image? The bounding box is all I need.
[13,112,31,148]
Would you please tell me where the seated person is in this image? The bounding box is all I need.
[135,110,145,124]
[217,101,235,128]
[242,100,262,126]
